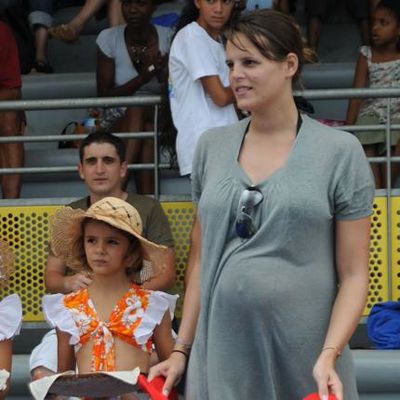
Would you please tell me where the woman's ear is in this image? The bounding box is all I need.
[285,52,299,78]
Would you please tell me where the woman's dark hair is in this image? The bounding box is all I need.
[224,9,316,85]
[376,0,400,50]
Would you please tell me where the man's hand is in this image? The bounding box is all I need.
[63,272,92,292]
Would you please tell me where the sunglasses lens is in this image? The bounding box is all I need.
[235,187,263,239]
[241,189,263,208]
[235,220,255,238]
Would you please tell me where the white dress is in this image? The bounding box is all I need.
[0,294,22,391]
[0,293,22,341]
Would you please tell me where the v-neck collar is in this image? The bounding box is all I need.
[234,114,305,187]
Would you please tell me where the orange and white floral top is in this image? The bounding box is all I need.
[42,284,177,372]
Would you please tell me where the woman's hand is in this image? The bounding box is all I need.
[139,51,167,85]
[312,350,343,400]
[148,352,187,396]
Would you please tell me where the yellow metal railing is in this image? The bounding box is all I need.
[0,198,398,321]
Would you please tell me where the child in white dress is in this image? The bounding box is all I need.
[0,240,22,399]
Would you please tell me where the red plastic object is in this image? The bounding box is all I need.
[303,394,337,400]
[137,374,178,400]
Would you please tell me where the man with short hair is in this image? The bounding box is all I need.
[30,131,175,377]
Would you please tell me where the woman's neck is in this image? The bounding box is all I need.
[249,98,299,137]
[125,24,152,45]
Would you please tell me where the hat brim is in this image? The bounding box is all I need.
[50,207,169,283]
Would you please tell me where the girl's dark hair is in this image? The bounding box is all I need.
[224,9,316,84]
[159,82,178,169]
[174,0,241,36]
[376,0,400,50]
[376,0,400,20]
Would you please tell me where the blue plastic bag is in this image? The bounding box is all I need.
[367,301,400,349]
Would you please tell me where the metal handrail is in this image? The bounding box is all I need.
[0,87,400,194]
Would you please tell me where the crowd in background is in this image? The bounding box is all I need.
[0,0,397,199]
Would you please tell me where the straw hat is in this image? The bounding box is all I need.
[0,240,14,289]
[50,197,169,283]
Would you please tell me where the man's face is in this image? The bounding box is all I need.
[78,143,127,197]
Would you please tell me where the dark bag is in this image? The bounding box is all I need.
[58,121,80,149]
[0,5,34,74]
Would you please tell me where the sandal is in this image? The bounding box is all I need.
[48,24,79,43]
[32,59,54,74]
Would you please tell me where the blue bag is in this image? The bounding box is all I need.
[367,301,400,349]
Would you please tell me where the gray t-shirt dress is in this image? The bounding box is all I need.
[186,115,375,400]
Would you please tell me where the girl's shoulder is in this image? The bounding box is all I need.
[0,293,22,339]
[174,21,209,41]
[359,45,371,59]
[366,46,400,64]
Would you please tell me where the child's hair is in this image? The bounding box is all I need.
[375,0,400,50]
[174,0,241,36]
[0,240,14,290]
[73,218,143,276]
[224,9,316,85]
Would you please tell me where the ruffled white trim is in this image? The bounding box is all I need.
[0,294,22,340]
[0,369,10,391]
[135,291,178,345]
[42,294,80,345]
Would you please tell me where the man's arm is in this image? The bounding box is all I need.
[141,198,176,291]
[141,247,175,291]
[45,253,92,294]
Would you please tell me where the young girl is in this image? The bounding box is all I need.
[346,0,400,188]
[0,240,22,399]
[41,197,177,388]
[168,0,239,176]
[95,0,171,194]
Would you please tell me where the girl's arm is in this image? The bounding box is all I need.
[0,340,12,399]
[313,216,371,400]
[153,312,174,362]
[148,215,202,396]
[200,76,236,107]
[56,329,76,372]
[96,48,157,98]
[346,53,369,125]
